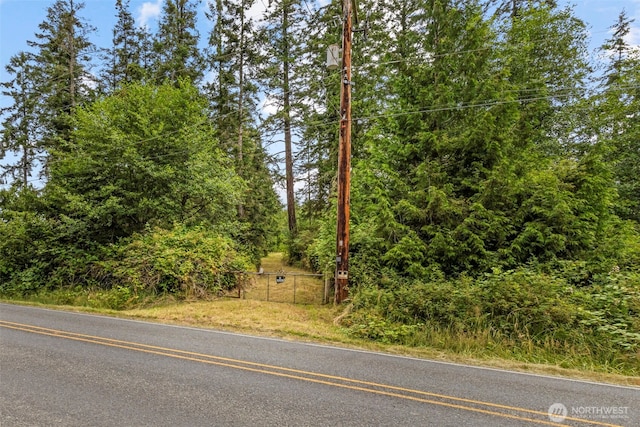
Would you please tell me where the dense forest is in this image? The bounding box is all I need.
[1,0,639,372]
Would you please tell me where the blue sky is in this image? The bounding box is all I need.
[0,0,638,191]
[1,0,639,89]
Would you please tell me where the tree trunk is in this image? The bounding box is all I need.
[283,2,297,235]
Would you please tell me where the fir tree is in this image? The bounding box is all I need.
[1,52,43,189]
[101,0,147,91]
[258,0,310,250]
[27,0,96,154]
[205,0,281,266]
[152,0,205,85]
[597,11,640,221]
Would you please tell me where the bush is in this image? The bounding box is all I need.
[345,268,639,371]
[0,210,71,295]
[98,225,251,300]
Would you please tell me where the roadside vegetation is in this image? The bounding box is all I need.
[3,251,639,382]
[1,1,639,383]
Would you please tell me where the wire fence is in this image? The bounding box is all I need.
[225,271,331,305]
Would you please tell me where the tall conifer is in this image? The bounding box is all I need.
[101,0,147,91]
[597,11,640,221]
[1,52,43,189]
[152,0,205,85]
[20,0,94,172]
[259,1,303,235]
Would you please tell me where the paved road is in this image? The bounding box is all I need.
[1,303,637,426]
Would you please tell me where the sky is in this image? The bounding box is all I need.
[0,0,639,191]
[1,0,639,86]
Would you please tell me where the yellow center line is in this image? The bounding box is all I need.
[0,320,623,427]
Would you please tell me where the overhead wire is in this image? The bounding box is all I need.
[3,5,636,188]
[8,74,634,188]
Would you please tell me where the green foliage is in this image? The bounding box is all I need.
[0,82,261,303]
[100,0,149,90]
[30,0,97,148]
[347,314,423,345]
[45,81,243,245]
[305,0,630,289]
[98,225,251,299]
[152,0,205,85]
[1,52,43,189]
[1,223,251,306]
[344,269,640,372]
[595,11,640,222]
[0,187,98,295]
[573,276,640,351]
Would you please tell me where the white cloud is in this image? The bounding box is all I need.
[247,1,268,24]
[625,25,640,47]
[261,94,280,116]
[138,0,162,29]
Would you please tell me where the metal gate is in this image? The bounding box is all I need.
[227,271,330,305]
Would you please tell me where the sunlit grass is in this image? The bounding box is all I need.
[227,252,328,304]
[3,253,639,387]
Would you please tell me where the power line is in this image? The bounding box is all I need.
[5,79,638,188]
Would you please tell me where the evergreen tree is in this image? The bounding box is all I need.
[306,0,610,281]
[258,0,310,245]
[205,0,260,166]
[293,0,345,221]
[362,0,522,275]
[597,11,640,222]
[152,0,205,85]
[1,0,96,184]
[206,0,238,147]
[1,52,44,189]
[205,0,281,266]
[30,0,96,146]
[101,0,147,91]
[495,0,558,19]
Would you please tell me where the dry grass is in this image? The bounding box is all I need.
[6,253,639,387]
[124,299,345,341]
[226,252,328,304]
[120,299,640,387]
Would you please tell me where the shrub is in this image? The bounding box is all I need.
[97,225,251,300]
[345,268,639,371]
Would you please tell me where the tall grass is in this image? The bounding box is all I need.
[342,269,640,376]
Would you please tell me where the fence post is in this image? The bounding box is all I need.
[266,274,270,302]
[324,276,329,305]
[293,275,297,304]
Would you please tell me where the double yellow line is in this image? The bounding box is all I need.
[0,320,622,427]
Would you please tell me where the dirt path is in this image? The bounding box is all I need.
[243,252,328,304]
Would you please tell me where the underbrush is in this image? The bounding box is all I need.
[343,269,640,375]
[0,225,251,308]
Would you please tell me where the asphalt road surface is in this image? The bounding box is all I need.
[1,303,638,426]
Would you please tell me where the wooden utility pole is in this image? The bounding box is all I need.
[335,0,357,304]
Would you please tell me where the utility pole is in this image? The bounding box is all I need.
[335,0,357,304]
